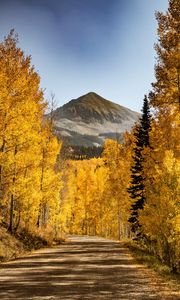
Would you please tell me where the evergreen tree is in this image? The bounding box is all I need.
[128,95,151,236]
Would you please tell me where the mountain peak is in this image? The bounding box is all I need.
[69,92,111,107]
[53,92,140,147]
[77,91,112,103]
[86,91,98,96]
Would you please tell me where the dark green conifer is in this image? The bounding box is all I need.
[128,95,151,236]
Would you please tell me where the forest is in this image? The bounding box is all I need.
[0,0,179,273]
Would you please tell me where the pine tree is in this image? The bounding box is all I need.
[128,95,151,236]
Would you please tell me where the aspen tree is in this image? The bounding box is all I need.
[140,0,180,271]
[0,31,62,236]
[0,31,45,232]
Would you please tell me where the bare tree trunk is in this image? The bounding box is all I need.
[14,210,21,232]
[0,139,6,192]
[8,145,17,233]
[37,148,45,227]
[8,194,14,233]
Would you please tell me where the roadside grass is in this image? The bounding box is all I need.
[125,240,180,283]
[0,226,65,262]
[0,227,24,261]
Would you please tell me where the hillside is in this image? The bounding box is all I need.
[52,92,140,147]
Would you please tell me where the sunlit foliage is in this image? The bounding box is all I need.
[0,31,62,236]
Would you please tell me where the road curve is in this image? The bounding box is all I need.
[0,235,179,299]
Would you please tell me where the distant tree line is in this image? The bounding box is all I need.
[60,145,103,160]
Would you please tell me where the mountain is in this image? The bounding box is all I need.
[52,92,140,147]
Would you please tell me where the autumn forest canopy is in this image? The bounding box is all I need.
[0,0,179,273]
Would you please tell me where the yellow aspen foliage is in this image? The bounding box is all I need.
[149,0,180,110]
[137,0,180,271]
[37,121,62,230]
[0,31,45,232]
[61,158,109,236]
[148,0,180,159]
[0,31,62,237]
[90,163,109,236]
[62,136,133,241]
[103,138,133,239]
[59,161,78,233]
[139,150,180,269]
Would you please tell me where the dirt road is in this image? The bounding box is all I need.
[0,236,179,299]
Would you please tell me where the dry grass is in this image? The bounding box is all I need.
[125,240,180,282]
[0,226,65,262]
[0,227,25,261]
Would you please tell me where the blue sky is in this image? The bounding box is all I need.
[0,0,168,111]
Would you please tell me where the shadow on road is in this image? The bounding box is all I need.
[0,236,179,299]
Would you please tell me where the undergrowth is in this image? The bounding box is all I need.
[0,226,65,262]
[125,240,180,282]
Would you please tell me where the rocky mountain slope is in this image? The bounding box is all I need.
[52,92,140,147]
